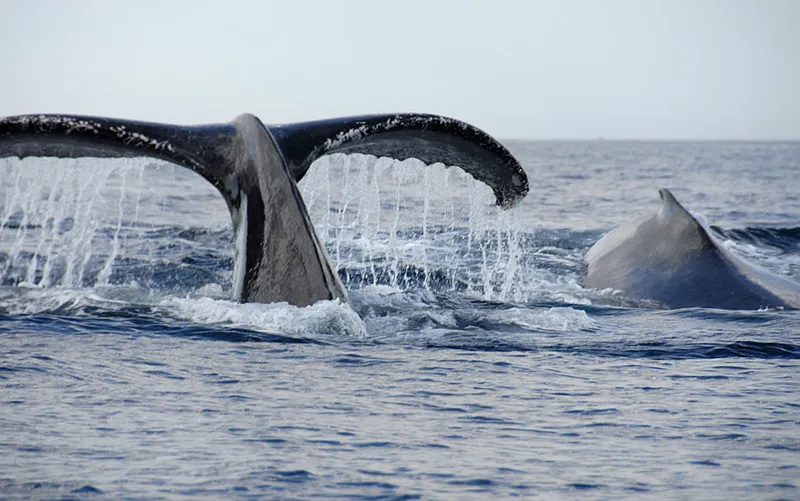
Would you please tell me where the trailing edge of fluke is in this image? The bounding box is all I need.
[0,112,529,306]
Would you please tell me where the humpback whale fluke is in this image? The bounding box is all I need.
[585,188,800,310]
[0,112,529,306]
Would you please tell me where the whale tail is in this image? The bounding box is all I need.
[0,112,529,306]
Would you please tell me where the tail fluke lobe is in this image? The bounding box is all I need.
[0,114,238,196]
[268,113,528,208]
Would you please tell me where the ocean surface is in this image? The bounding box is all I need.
[1,140,799,500]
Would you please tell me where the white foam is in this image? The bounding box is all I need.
[357,284,405,296]
[160,296,367,339]
[720,237,800,282]
[0,286,140,314]
[350,286,438,310]
[487,306,595,332]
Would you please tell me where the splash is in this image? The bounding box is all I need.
[299,153,544,302]
[0,157,231,290]
[161,296,367,339]
[1,157,123,287]
[0,154,580,305]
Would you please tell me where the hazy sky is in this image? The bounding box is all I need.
[1,0,798,139]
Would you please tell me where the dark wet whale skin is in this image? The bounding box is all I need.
[0,112,529,306]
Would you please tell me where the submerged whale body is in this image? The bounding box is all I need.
[585,188,800,310]
[0,113,529,307]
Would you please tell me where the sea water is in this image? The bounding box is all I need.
[1,141,798,500]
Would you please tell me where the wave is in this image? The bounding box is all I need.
[2,286,796,360]
[2,310,796,359]
[711,225,800,253]
[572,340,800,360]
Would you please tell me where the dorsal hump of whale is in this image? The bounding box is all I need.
[586,188,800,310]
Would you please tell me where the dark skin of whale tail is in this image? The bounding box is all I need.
[269,114,528,209]
[0,113,529,306]
[585,188,800,310]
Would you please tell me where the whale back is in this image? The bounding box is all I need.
[586,189,800,309]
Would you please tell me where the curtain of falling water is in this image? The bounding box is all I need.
[299,154,529,301]
[1,155,535,302]
[1,157,121,288]
[0,157,230,290]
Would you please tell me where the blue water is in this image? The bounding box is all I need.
[1,141,799,500]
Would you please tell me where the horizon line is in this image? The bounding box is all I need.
[498,136,800,143]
